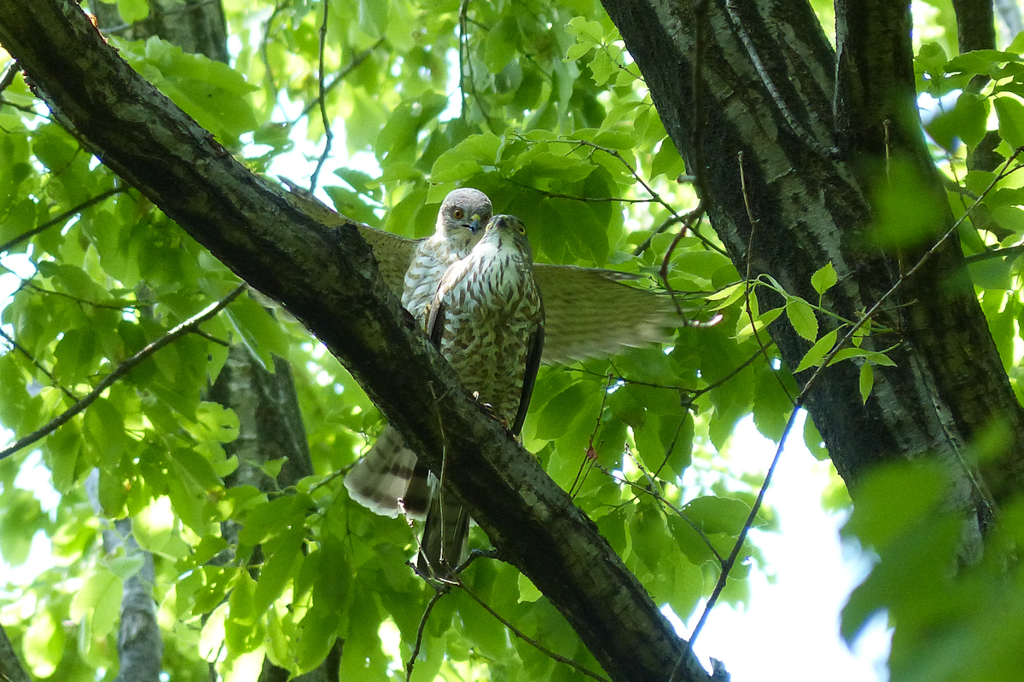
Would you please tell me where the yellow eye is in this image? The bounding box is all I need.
[452,208,465,220]
[517,223,526,235]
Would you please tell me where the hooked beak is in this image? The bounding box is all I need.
[468,214,483,234]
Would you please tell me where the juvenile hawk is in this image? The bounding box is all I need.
[417,214,543,575]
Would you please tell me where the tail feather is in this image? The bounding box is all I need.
[417,487,470,579]
[344,426,427,519]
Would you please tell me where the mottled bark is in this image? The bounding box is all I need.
[0,624,32,682]
[601,0,1024,546]
[0,3,712,680]
[91,0,228,64]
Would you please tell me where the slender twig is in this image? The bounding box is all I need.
[569,373,615,498]
[674,149,1024,677]
[964,244,1024,264]
[0,284,247,461]
[0,327,76,400]
[738,151,795,402]
[454,577,613,682]
[19,281,141,312]
[298,38,384,121]
[405,589,446,682]
[595,459,725,566]
[259,2,284,107]
[309,0,333,191]
[0,187,125,254]
[683,407,793,652]
[557,346,767,399]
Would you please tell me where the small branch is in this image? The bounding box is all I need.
[0,327,76,400]
[20,280,141,311]
[405,589,446,682]
[298,38,384,121]
[570,373,615,498]
[258,2,284,106]
[964,244,1024,265]
[455,577,613,682]
[309,0,333,191]
[0,284,246,461]
[681,407,793,654]
[0,187,125,254]
[595,461,725,566]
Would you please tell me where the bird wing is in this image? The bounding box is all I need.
[534,264,682,364]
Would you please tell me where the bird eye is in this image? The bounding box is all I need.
[453,208,464,220]
[517,223,526,235]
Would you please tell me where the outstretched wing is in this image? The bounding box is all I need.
[534,264,681,364]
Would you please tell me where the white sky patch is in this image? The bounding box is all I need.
[676,414,891,682]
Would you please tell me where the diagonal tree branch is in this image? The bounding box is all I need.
[0,2,715,681]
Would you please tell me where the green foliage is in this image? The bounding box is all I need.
[4,1,1020,681]
[842,462,1024,682]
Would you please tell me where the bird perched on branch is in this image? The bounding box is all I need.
[343,188,493,523]
[415,213,543,576]
[282,181,681,567]
[280,180,679,364]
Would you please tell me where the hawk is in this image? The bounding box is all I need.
[417,214,543,575]
[343,189,493,521]
[282,182,683,563]
[279,181,678,363]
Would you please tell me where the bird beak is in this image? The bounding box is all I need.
[468,214,483,234]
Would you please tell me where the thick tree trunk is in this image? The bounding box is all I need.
[208,348,345,682]
[601,0,1024,548]
[0,2,714,680]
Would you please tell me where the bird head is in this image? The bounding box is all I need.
[483,214,534,261]
[438,188,492,255]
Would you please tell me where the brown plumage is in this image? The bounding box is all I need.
[416,214,543,575]
[282,182,681,572]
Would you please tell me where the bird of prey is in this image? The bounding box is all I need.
[416,214,543,576]
[281,181,682,560]
[343,188,493,521]
[278,180,679,364]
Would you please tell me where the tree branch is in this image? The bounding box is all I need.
[0,3,713,680]
[0,284,246,461]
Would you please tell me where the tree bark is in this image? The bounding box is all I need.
[0,624,32,682]
[601,0,1024,545]
[0,2,714,680]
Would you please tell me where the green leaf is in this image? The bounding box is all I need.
[358,0,388,38]
[796,328,838,373]
[84,397,127,469]
[996,96,1024,149]
[23,610,65,678]
[566,17,604,44]
[650,137,686,180]
[682,495,757,535]
[254,528,305,614]
[485,17,519,73]
[70,567,124,635]
[925,91,988,150]
[811,261,838,296]
[785,297,818,341]
[859,362,874,404]
[117,0,149,23]
[109,553,146,580]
